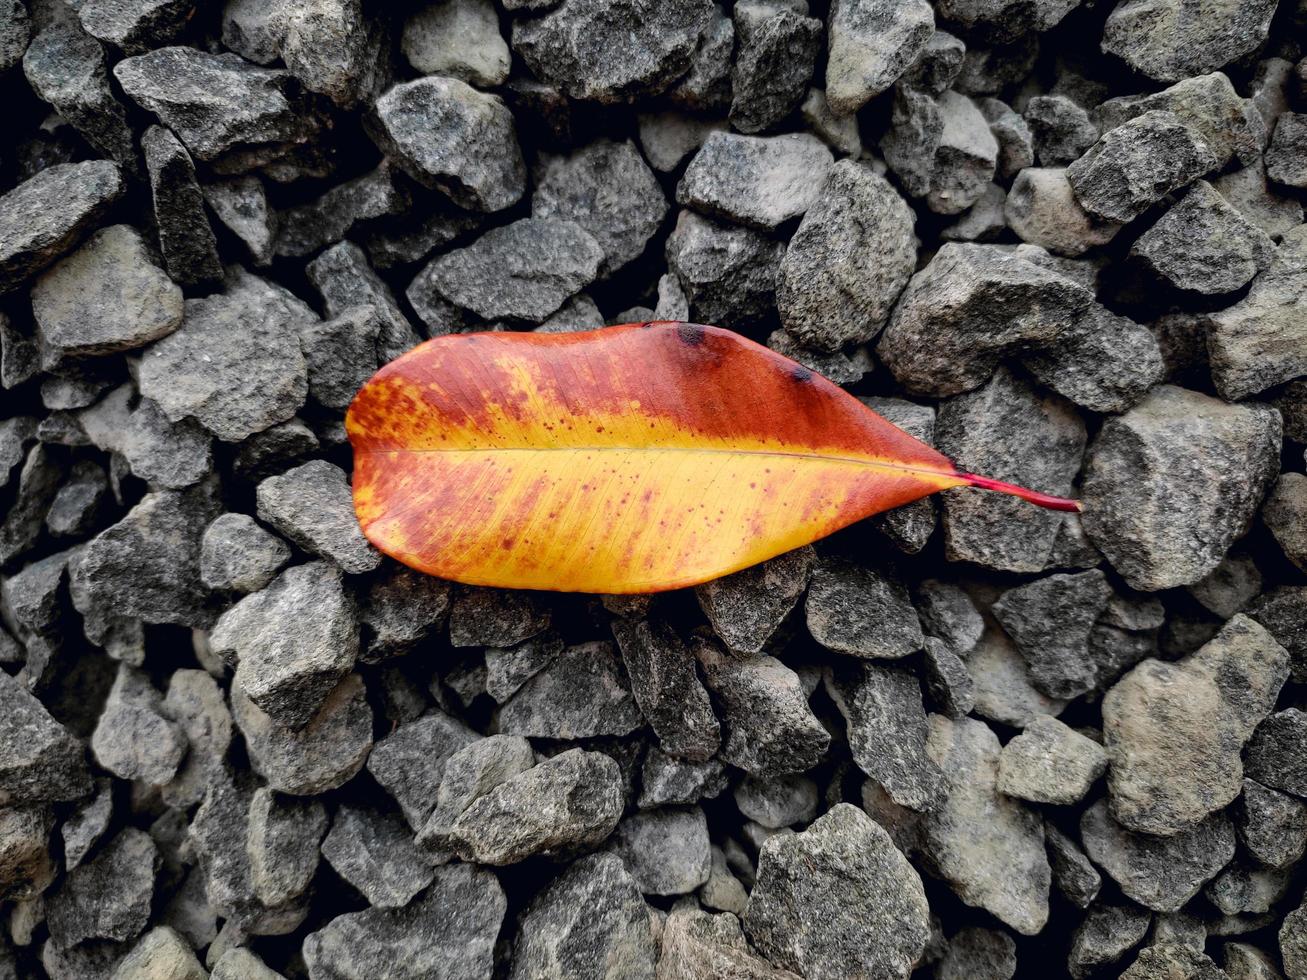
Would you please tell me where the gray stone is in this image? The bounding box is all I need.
[638,748,728,808]
[1131,181,1276,295]
[777,160,915,352]
[666,3,733,112]
[825,0,933,115]
[1103,615,1288,836]
[743,803,930,980]
[1022,303,1164,414]
[246,788,326,907]
[801,87,862,156]
[1267,113,1307,189]
[915,580,984,656]
[210,561,358,728]
[997,715,1106,805]
[611,617,718,761]
[805,557,922,659]
[449,586,550,648]
[45,459,107,538]
[1284,903,1307,980]
[368,76,524,213]
[665,210,783,329]
[1068,904,1151,979]
[694,545,813,654]
[733,774,817,829]
[232,674,372,796]
[922,637,976,718]
[0,804,53,903]
[1236,778,1307,869]
[357,566,450,662]
[0,0,27,71]
[161,669,233,808]
[693,637,829,777]
[0,678,81,806]
[678,131,833,231]
[110,925,206,980]
[321,804,433,909]
[940,182,1007,243]
[115,47,317,168]
[1120,944,1227,979]
[303,864,504,980]
[613,806,711,896]
[62,778,111,871]
[22,19,134,170]
[1046,823,1101,909]
[402,0,508,87]
[1265,473,1307,573]
[418,735,536,856]
[1249,588,1307,683]
[937,928,1017,980]
[700,847,749,915]
[1080,386,1282,591]
[1213,161,1304,241]
[968,624,1068,728]
[0,161,124,295]
[533,140,667,278]
[47,828,158,949]
[212,948,284,980]
[1079,800,1235,912]
[91,665,187,785]
[232,418,320,483]
[1207,225,1307,401]
[203,176,275,267]
[879,243,1093,397]
[1005,167,1121,257]
[825,663,944,812]
[980,97,1035,179]
[511,0,713,104]
[1092,73,1260,173]
[0,416,36,490]
[1206,861,1290,916]
[306,240,419,364]
[279,0,389,110]
[935,367,1086,573]
[500,641,644,740]
[274,165,408,260]
[510,852,657,980]
[728,2,821,135]
[139,270,309,442]
[299,306,380,411]
[0,443,63,567]
[78,385,213,491]
[1245,709,1307,798]
[2,548,68,637]
[1102,0,1278,83]
[1067,111,1216,224]
[422,217,602,322]
[256,461,380,574]
[922,716,1049,935]
[659,906,800,980]
[447,749,624,865]
[637,112,726,172]
[1025,95,1098,166]
[200,514,291,594]
[484,634,562,703]
[367,711,479,830]
[992,570,1113,699]
[141,124,224,289]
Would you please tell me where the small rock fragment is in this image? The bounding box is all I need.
[825,0,933,115]
[743,803,931,980]
[256,461,381,574]
[805,557,922,659]
[200,513,291,594]
[694,545,813,654]
[613,806,711,896]
[402,0,510,88]
[46,828,158,949]
[678,131,834,231]
[91,665,187,786]
[141,125,224,289]
[997,715,1107,805]
[611,617,719,761]
[246,788,327,908]
[321,804,434,909]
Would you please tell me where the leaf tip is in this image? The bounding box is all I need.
[955,471,1082,513]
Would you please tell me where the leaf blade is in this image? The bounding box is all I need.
[347,322,1040,592]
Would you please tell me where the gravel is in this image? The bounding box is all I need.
[1,2,1305,977]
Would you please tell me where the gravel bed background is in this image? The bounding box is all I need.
[1,0,1307,977]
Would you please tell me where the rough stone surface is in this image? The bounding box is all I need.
[997,714,1107,805]
[826,0,933,115]
[610,617,719,761]
[1080,800,1236,912]
[141,125,224,288]
[256,460,381,574]
[1102,0,1278,83]
[805,557,923,659]
[200,513,291,594]
[743,804,930,980]
[321,804,433,909]
[694,545,813,654]
[612,806,711,896]
[1080,386,1282,591]
[0,161,124,295]
[922,715,1050,935]
[777,160,916,351]
[678,131,834,231]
